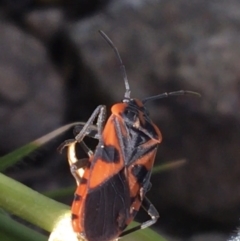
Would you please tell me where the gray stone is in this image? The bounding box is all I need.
[0,21,64,151]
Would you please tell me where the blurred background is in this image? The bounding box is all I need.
[1,0,240,240]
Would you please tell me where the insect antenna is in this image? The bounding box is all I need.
[142,90,201,104]
[99,30,131,100]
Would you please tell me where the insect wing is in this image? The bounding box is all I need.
[72,114,132,241]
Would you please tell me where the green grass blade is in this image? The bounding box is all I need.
[0,232,14,241]
[0,122,85,171]
[0,212,47,241]
[152,159,186,175]
[122,221,168,241]
[0,171,167,241]
[0,172,69,232]
[0,143,38,171]
[44,186,75,199]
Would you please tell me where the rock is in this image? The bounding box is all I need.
[24,8,64,41]
[0,21,64,151]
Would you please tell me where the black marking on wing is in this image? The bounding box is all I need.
[131,164,149,185]
[127,125,150,147]
[71,213,78,220]
[122,100,159,140]
[84,168,130,241]
[115,102,159,166]
[124,135,158,166]
[112,116,157,166]
[94,144,120,163]
[80,177,88,184]
[74,193,81,201]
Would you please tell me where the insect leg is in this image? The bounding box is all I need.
[67,141,91,185]
[120,196,159,238]
[58,138,93,157]
[57,138,76,153]
[139,196,159,229]
[73,124,98,139]
[70,102,106,183]
[58,104,105,158]
[96,105,106,137]
[79,141,94,157]
[58,105,106,184]
[73,104,106,140]
[72,104,106,162]
[75,105,106,142]
[58,139,93,184]
[58,105,105,153]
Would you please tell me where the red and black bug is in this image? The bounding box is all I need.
[59,31,200,241]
